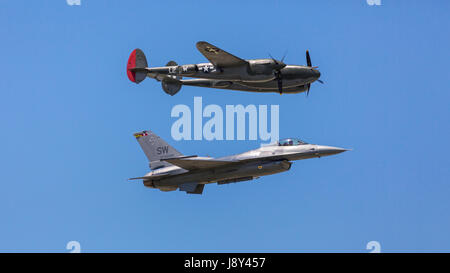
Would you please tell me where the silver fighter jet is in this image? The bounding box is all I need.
[129,130,348,195]
[126,41,322,95]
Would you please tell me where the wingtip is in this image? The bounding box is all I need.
[196,41,211,50]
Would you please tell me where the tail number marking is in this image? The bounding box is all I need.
[157,146,169,155]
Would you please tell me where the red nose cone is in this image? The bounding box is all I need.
[127,49,137,83]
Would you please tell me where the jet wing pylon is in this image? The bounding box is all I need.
[179,183,205,194]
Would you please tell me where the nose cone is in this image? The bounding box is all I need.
[315,70,321,78]
[316,145,349,157]
[312,69,321,80]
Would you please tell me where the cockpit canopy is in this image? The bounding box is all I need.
[278,138,308,146]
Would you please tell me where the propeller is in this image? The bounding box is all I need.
[306,50,312,67]
[270,50,322,95]
[275,70,283,94]
[305,50,323,96]
[269,53,286,94]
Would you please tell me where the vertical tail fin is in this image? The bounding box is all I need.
[134,130,183,169]
[127,49,148,84]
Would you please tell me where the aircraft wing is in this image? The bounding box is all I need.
[196,41,247,67]
[162,157,236,170]
[127,172,170,181]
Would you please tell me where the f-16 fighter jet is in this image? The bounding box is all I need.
[126,41,322,95]
[129,130,348,195]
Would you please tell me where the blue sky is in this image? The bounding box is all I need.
[1,0,449,252]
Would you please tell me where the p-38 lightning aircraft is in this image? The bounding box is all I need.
[126,41,323,95]
[129,130,348,195]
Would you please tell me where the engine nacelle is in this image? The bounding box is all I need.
[162,77,182,96]
[247,59,277,75]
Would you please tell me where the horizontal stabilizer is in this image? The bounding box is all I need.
[128,176,148,181]
[160,155,198,161]
[128,172,169,180]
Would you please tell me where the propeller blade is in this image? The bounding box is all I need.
[275,71,283,93]
[306,84,311,96]
[317,79,324,84]
[269,53,276,63]
[306,50,312,67]
[281,50,288,62]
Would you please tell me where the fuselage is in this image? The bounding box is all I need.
[141,143,346,191]
[146,58,321,92]
[127,44,323,95]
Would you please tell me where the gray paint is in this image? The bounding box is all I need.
[130,130,348,195]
